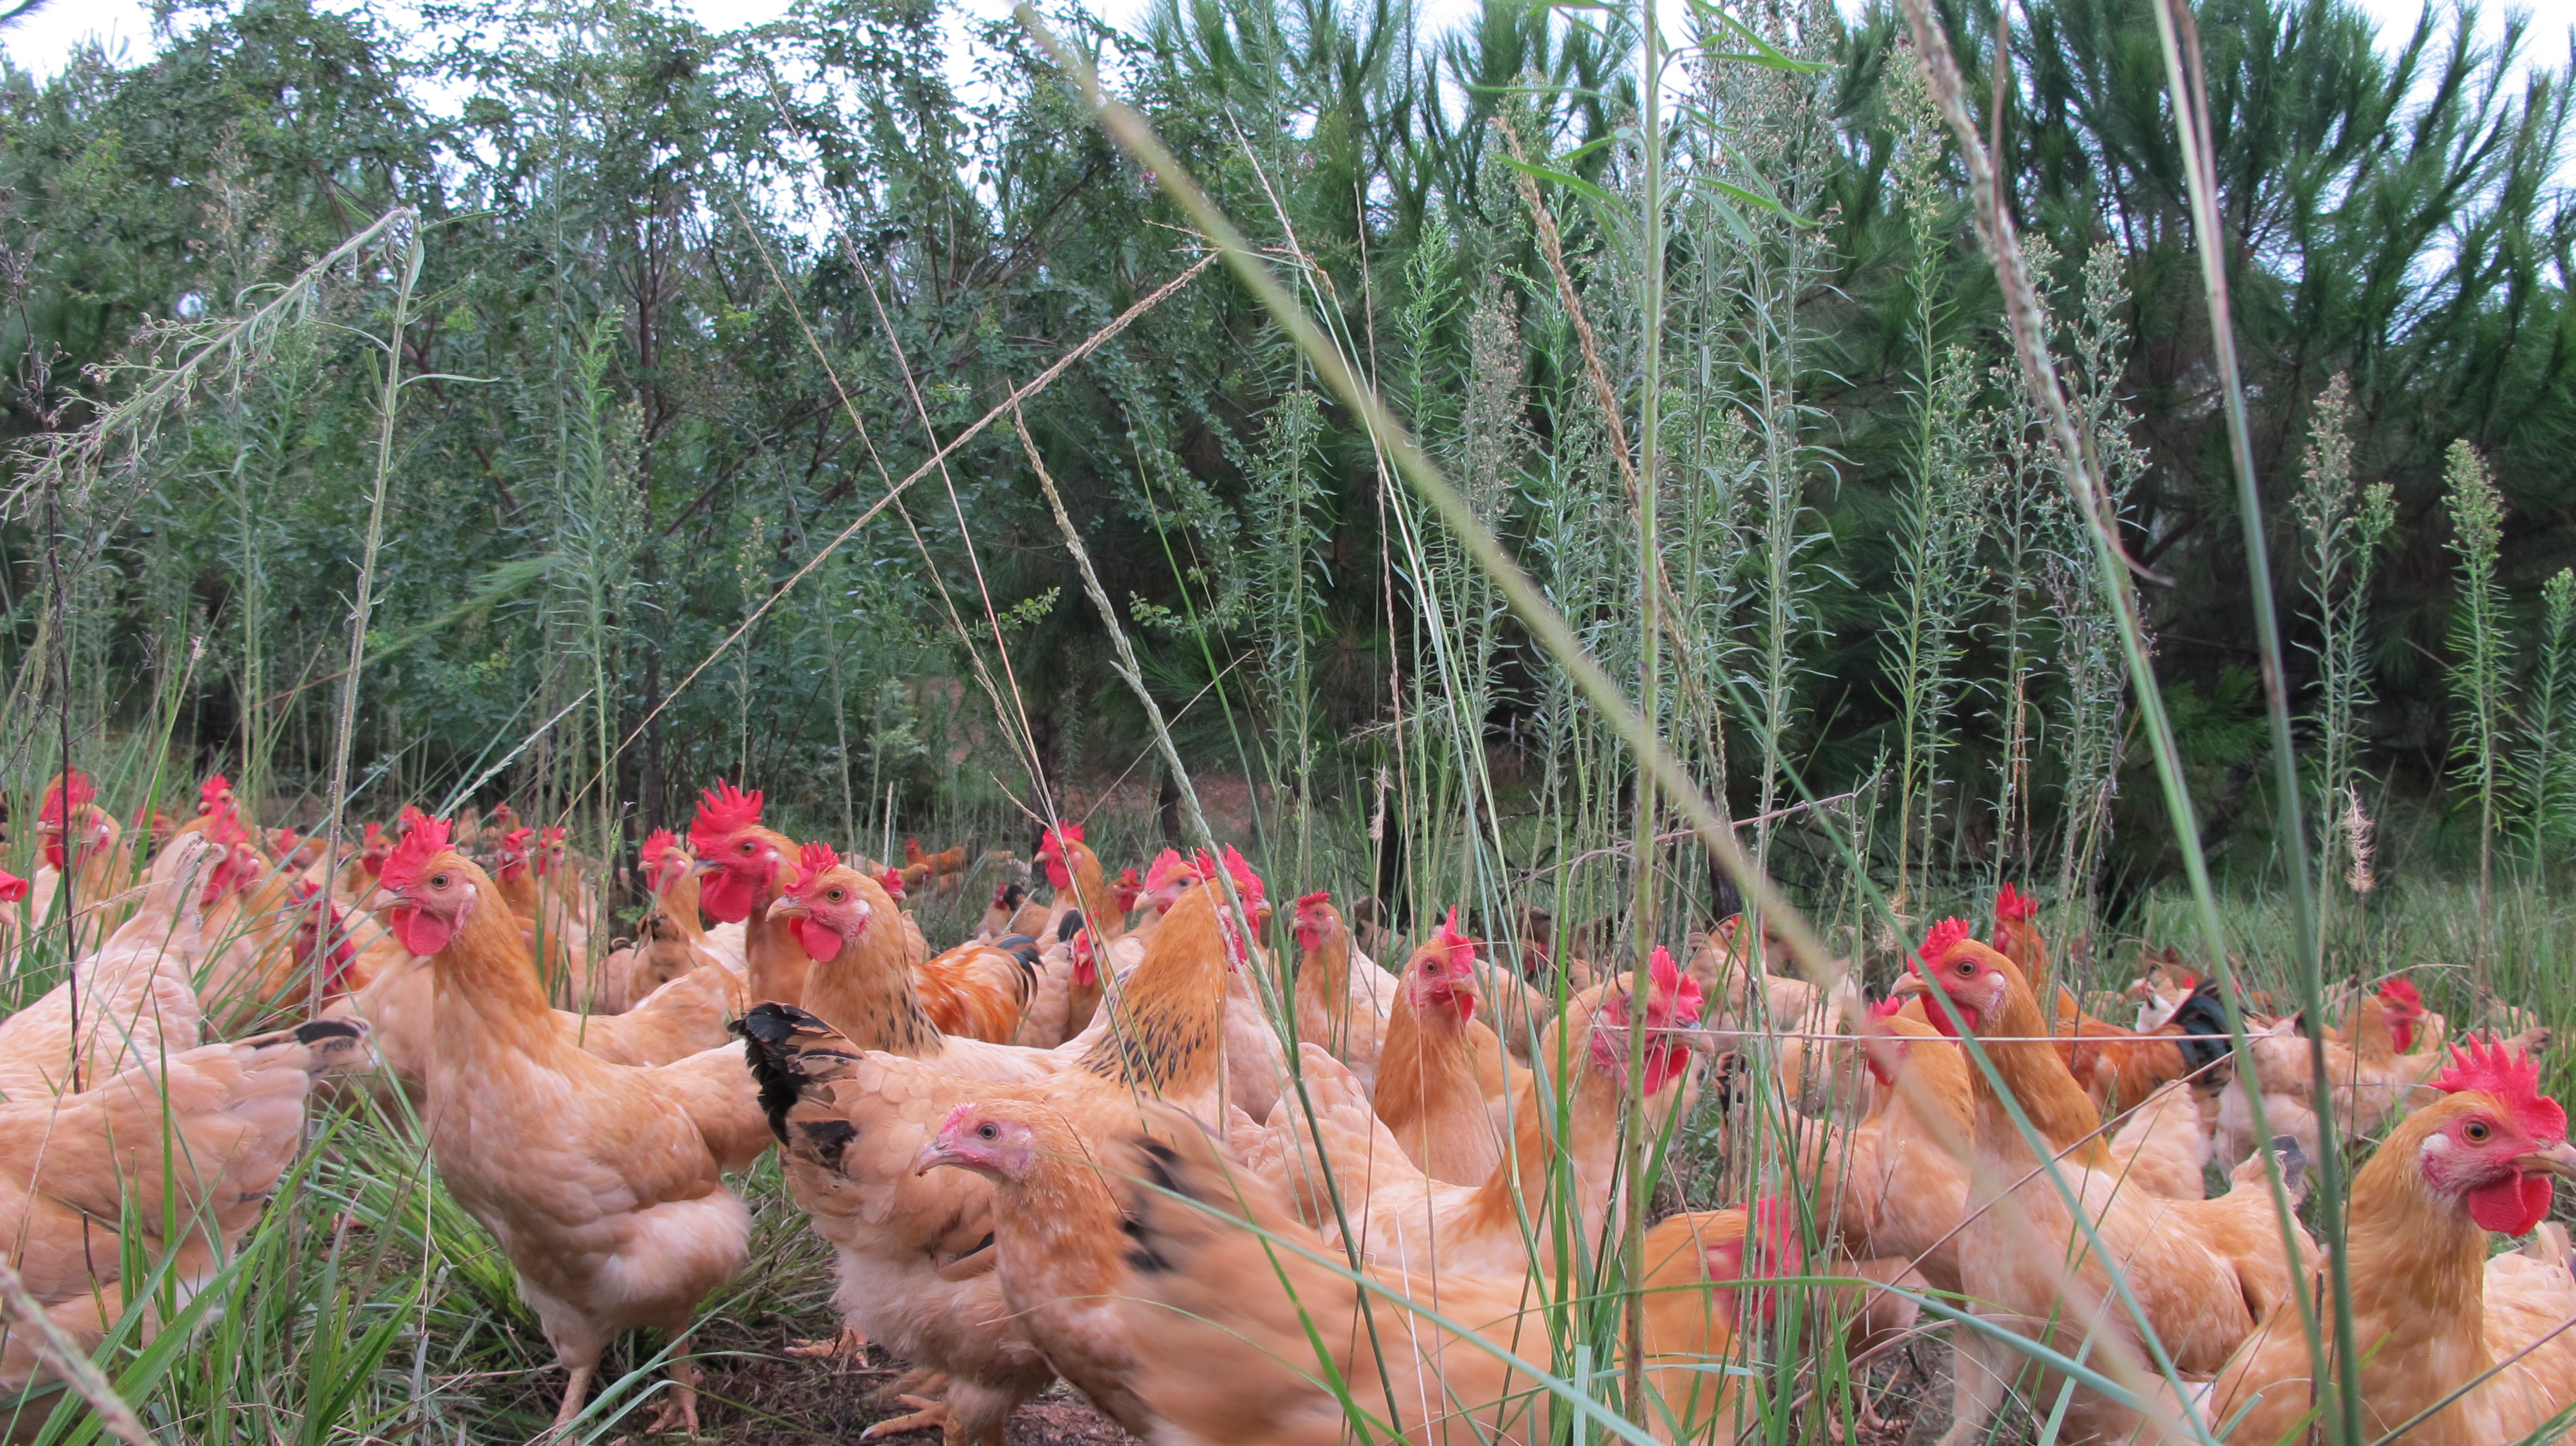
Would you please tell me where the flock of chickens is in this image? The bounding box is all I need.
[3,768,2575,1445]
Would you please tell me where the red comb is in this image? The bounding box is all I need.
[640,828,678,868]
[398,805,431,835]
[1143,849,1193,891]
[1436,905,1470,946]
[881,867,906,898]
[2379,977,2423,1008]
[1647,944,1705,1026]
[794,840,840,889]
[38,770,95,826]
[381,814,454,892]
[0,869,25,904]
[1296,890,1332,911]
[499,827,533,851]
[1917,918,1974,969]
[1039,823,1085,857]
[1221,845,1265,904]
[1871,994,1904,1020]
[1116,867,1140,886]
[199,773,232,810]
[688,779,765,854]
[2435,1034,2566,1140]
[1996,883,2038,921]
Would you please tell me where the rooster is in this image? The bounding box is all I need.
[688,779,811,1006]
[1909,918,2316,1446]
[737,858,1252,1442]
[376,814,770,1433]
[595,830,738,1013]
[2205,1036,2576,1444]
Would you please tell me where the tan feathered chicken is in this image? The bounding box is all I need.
[29,770,136,954]
[1373,912,1518,1183]
[2205,1037,2576,1445]
[1247,950,1704,1281]
[0,1017,374,1401]
[594,830,739,1013]
[739,851,1253,1445]
[1285,890,1395,1092]
[1908,918,2316,1446]
[376,815,770,1434]
[0,831,228,1102]
[1116,1106,1756,1446]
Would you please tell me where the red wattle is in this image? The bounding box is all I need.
[2390,1017,2416,1053]
[1294,926,1319,951]
[700,869,756,923]
[42,842,64,871]
[1073,958,1098,986]
[2469,1174,2554,1236]
[388,904,453,957]
[792,916,842,962]
[363,856,385,878]
[1044,861,1072,890]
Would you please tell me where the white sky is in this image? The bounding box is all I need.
[3,0,2569,143]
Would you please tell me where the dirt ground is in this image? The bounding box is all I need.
[690,1345,1137,1445]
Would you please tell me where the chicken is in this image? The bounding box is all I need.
[1033,822,1122,936]
[903,1100,1162,1438]
[1991,880,2078,1027]
[0,867,28,976]
[2205,1036,2576,1445]
[1286,890,1395,1093]
[2219,981,2544,1164]
[1114,1105,1752,1446]
[1908,918,2316,1446]
[2124,946,2198,1029]
[688,779,811,1006]
[595,829,737,1012]
[873,866,933,964]
[904,835,970,891]
[0,1017,374,1399]
[1373,912,1515,1183]
[490,826,593,1005]
[1786,996,1974,1298]
[907,932,1039,1045]
[30,770,134,953]
[1248,950,1703,1281]
[976,880,1047,942]
[0,831,227,1102]
[2058,976,2234,1116]
[738,855,1251,1444]
[374,813,770,1433]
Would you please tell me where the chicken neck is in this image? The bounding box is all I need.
[1956,976,2110,1170]
[1077,885,1229,1103]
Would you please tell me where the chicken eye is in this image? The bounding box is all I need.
[739,840,756,854]
[429,873,451,890]
[2466,1121,2492,1143]
[827,889,846,902]
[1955,960,1975,978]
[976,1123,998,1141]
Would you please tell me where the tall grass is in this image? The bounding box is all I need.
[8,0,2576,1440]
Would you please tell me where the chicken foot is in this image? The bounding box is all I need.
[785,1324,871,1363]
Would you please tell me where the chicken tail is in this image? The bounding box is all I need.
[734,1002,860,1146]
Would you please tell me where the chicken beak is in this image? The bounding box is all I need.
[911,1137,954,1177]
[768,896,808,922]
[2517,1141,2576,1180]
[1890,973,1928,998]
